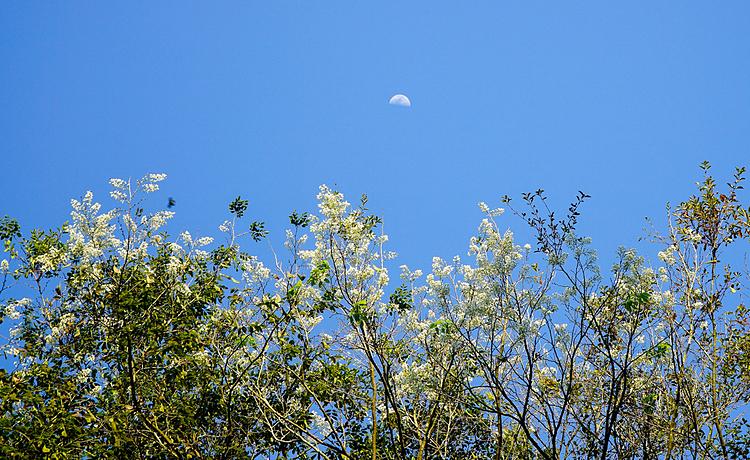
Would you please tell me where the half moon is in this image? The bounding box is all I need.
[388,94,411,107]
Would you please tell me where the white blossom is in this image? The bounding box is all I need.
[4,303,21,320]
[194,236,213,247]
[147,173,167,182]
[657,246,677,266]
[298,314,323,332]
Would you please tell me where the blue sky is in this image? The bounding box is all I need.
[1,2,749,270]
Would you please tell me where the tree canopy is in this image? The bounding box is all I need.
[1,165,749,459]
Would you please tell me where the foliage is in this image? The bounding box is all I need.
[1,166,749,459]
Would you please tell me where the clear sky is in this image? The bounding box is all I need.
[2,2,749,270]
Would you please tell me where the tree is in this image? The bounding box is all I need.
[1,165,748,459]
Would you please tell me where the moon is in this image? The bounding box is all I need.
[388,94,411,107]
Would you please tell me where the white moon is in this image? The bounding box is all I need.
[388,94,411,107]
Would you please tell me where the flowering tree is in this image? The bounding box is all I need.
[1,165,748,459]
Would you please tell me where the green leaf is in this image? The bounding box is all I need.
[228,196,249,218]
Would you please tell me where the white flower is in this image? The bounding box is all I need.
[317,185,349,220]
[167,255,183,275]
[194,236,213,247]
[109,178,127,189]
[298,314,323,332]
[0,259,8,272]
[377,269,390,287]
[4,304,21,320]
[241,257,270,283]
[283,229,296,249]
[110,190,128,202]
[5,298,31,320]
[147,211,174,231]
[657,247,676,266]
[375,249,396,260]
[180,231,193,245]
[75,368,93,384]
[5,347,21,357]
[399,265,422,282]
